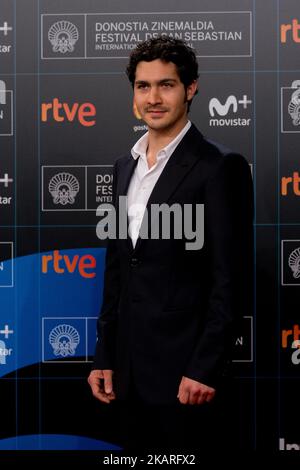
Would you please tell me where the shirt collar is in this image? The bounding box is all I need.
[131,120,191,161]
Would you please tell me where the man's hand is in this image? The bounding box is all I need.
[88,369,116,404]
[177,376,216,405]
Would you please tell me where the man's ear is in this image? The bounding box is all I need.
[186,80,198,101]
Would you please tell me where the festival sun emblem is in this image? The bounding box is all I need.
[49,324,80,358]
[48,172,80,206]
[288,80,300,126]
[48,20,79,54]
[288,247,300,279]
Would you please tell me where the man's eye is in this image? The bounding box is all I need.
[137,84,148,89]
[162,83,173,88]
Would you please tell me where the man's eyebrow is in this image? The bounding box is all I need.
[135,78,178,85]
[159,78,177,84]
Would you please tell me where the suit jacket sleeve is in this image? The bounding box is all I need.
[184,153,254,387]
[92,161,120,370]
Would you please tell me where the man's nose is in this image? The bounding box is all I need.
[147,86,162,105]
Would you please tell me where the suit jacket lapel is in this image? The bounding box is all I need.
[133,124,204,252]
[115,155,138,252]
[116,155,138,197]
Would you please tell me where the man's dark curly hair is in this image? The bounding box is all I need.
[126,36,199,110]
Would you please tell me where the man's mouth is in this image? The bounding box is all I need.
[147,109,167,115]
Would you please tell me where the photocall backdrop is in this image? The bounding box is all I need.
[0,0,299,452]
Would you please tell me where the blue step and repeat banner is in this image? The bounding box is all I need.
[0,0,300,458]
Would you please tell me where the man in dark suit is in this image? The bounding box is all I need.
[88,36,253,451]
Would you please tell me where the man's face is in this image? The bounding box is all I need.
[133,59,197,133]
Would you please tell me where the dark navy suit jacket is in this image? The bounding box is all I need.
[93,124,254,405]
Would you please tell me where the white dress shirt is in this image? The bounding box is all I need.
[127,120,191,247]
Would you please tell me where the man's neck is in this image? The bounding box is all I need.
[147,118,188,162]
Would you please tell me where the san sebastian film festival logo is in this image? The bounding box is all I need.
[281,80,300,133]
[42,12,251,59]
[281,240,300,287]
[48,172,79,206]
[43,317,97,363]
[42,15,85,58]
[42,166,112,211]
[48,20,79,54]
[49,324,80,358]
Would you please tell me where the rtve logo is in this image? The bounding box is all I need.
[282,324,300,348]
[281,19,300,43]
[281,171,300,196]
[41,98,96,126]
[42,250,96,278]
[281,324,300,365]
